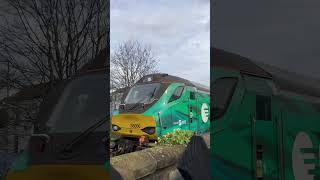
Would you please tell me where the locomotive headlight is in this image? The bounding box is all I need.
[141,127,155,135]
[112,125,121,131]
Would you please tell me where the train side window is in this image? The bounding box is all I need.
[190,91,195,100]
[256,95,271,121]
[212,78,238,119]
[169,86,184,103]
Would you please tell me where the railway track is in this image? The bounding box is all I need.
[110,136,157,157]
[110,143,155,157]
[110,133,210,157]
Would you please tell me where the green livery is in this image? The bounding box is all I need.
[143,82,210,136]
[211,48,320,180]
[111,73,210,152]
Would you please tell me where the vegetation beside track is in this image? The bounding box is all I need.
[156,129,193,146]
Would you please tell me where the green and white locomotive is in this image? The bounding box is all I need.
[111,73,210,153]
[212,47,320,180]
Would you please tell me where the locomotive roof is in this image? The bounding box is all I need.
[212,47,320,98]
[136,73,210,92]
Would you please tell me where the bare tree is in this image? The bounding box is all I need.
[0,0,109,131]
[0,0,109,91]
[111,40,158,89]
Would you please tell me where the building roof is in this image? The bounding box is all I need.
[212,47,320,98]
[2,83,52,102]
[111,87,130,94]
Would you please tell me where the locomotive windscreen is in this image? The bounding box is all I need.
[124,83,161,104]
[46,72,107,133]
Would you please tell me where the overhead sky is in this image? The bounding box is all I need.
[111,0,210,86]
[213,0,320,79]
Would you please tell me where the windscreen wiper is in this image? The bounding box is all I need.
[128,98,145,111]
[150,88,157,99]
[62,115,109,153]
[145,88,158,105]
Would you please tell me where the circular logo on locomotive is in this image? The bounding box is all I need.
[201,103,209,123]
[292,132,315,180]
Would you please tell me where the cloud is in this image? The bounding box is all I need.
[111,0,210,86]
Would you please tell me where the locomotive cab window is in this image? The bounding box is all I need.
[169,86,184,103]
[212,78,238,119]
[256,95,271,121]
[190,91,195,100]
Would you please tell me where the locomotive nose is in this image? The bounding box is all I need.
[111,114,157,140]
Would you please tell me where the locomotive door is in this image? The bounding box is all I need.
[253,94,280,180]
[169,86,189,131]
[188,89,199,133]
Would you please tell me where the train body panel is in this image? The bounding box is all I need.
[212,48,320,180]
